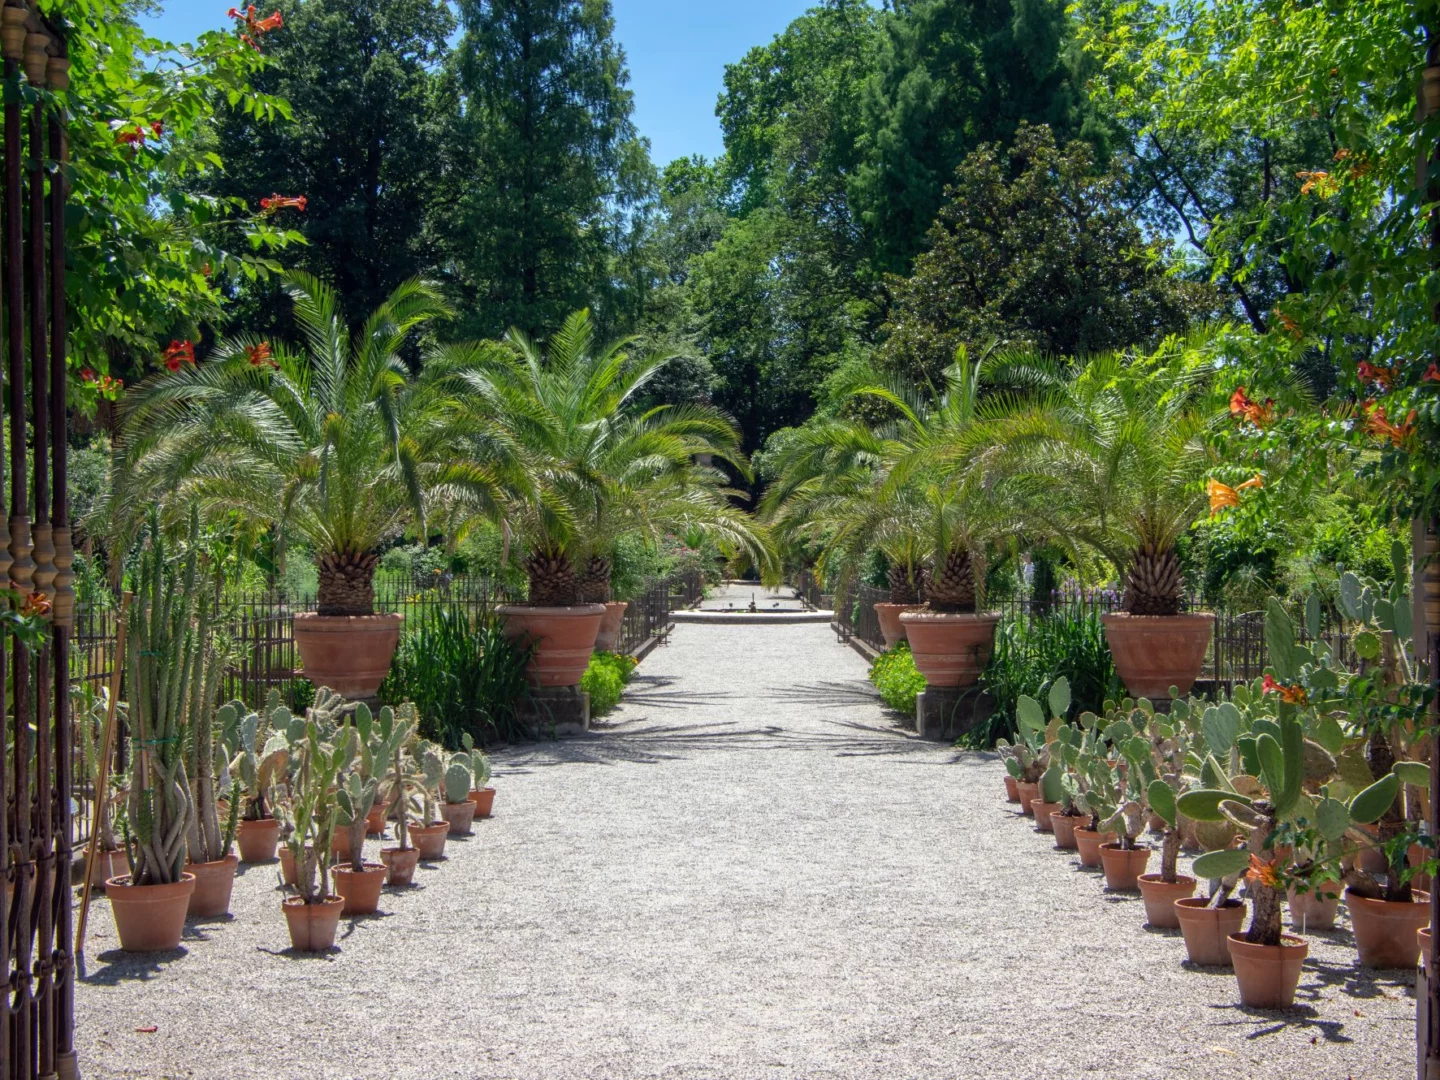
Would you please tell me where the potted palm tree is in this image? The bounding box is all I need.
[118,273,449,698]
[428,309,769,686]
[977,342,1221,698]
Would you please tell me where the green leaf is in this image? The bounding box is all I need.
[1264,597,1300,682]
[1040,764,1064,803]
[1148,779,1176,828]
[1393,761,1431,789]
[1305,592,1322,639]
[1338,572,1364,621]
[1177,789,1249,822]
[1315,797,1351,843]
[1353,630,1381,662]
[1192,848,1251,880]
[1202,705,1238,756]
[1016,695,1044,736]
[1349,773,1400,825]
[1048,677,1071,720]
[1256,732,1285,805]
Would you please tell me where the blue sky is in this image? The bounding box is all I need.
[142,1,819,167]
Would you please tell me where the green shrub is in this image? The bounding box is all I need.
[582,651,637,715]
[380,606,532,746]
[869,643,926,717]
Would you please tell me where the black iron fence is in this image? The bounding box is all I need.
[613,569,702,656]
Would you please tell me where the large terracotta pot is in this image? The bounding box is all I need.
[411,821,448,861]
[1050,812,1082,850]
[1100,612,1213,700]
[236,818,281,863]
[293,612,403,698]
[1074,828,1116,868]
[872,603,916,648]
[1030,799,1060,833]
[334,862,387,916]
[593,602,629,652]
[1287,882,1341,931]
[282,896,344,952]
[1174,897,1246,966]
[499,604,606,687]
[470,788,496,819]
[897,611,1000,687]
[106,873,196,952]
[380,846,419,887]
[1099,843,1151,891]
[1346,888,1431,968]
[1228,933,1308,1008]
[441,800,477,836]
[1137,873,1196,929]
[87,848,130,890]
[185,855,239,918]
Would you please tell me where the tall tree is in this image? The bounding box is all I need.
[446,0,654,340]
[209,0,456,331]
[850,0,1086,276]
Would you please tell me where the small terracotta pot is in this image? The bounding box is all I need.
[1003,775,1019,803]
[380,846,420,886]
[593,601,629,652]
[278,845,299,887]
[1015,782,1038,817]
[897,611,1000,687]
[872,602,916,648]
[293,612,403,699]
[185,854,239,918]
[1030,800,1060,833]
[469,788,497,819]
[282,895,344,951]
[1228,933,1308,1009]
[236,818,281,863]
[1099,843,1151,891]
[499,604,606,688]
[106,873,197,952]
[1286,883,1341,931]
[366,805,387,837]
[1358,844,1390,876]
[1174,897,1246,966]
[441,800,477,837]
[1137,873,1196,928]
[1074,829,1117,869]
[331,831,354,866]
[411,821,448,861]
[1100,612,1213,700]
[1050,813,1082,850]
[333,862,387,915]
[88,849,130,890]
[1346,888,1432,968]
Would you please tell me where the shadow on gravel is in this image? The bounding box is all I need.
[1208,1001,1354,1043]
[256,945,340,959]
[81,948,189,985]
[1301,957,1413,1001]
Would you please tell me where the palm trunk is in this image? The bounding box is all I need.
[317,549,378,616]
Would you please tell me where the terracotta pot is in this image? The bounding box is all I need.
[1100,612,1213,700]
[1137,873,1196,928]
[1174,897,1246,966]
[236,817,281,863]
[469,788,497,819]
[1346,888,1432,968]
[593,601,629,652]
[897,611,1000,688]
[1074,829,1117,869]
[331,831,354,866]
[278,845,299,887]
[366,805,387,837]
[411,821,448,861]
[1050,813,1082,850]
[333,862,387,916]
[441,799,477,836]
[292,611,403,699]
[1286,883,1341,931]
[1228,933,1308,1009]
[499,604,606,688]
[872,603,916,648]
[106,873,196,952]
[1099,843,1151,891]
[1358,844,1389,876]
[1015,782,1038,816]
[185,855,239,918]
[380,846,420,886]
[1030,799,1060,833]
[282,895,344,952]
[1003,775,1019,803]
[87,848,130,890]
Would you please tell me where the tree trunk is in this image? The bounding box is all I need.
[1160,827,1181,883]
[317,549,378,616]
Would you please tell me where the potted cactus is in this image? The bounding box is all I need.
[221,691,290,863]
[440,752,477,836]
[1017,683,1071,835]
[332,702,400,915]
[108,528,200,952]
[408,743,450,861]
[997,717,1046,817]
[1135,699,1198,928]
[187,685,243,919]
[464,734,497,819]
[378,706,423,886]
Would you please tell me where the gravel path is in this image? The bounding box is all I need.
[76,616,1416,1079]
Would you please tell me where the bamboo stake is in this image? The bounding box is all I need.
[74,592,132,961]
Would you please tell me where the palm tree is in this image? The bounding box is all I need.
[965,339,1221,615]
[425,309,772,603]
[116,273,448,616]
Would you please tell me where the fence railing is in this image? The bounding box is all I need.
[831,585,1357,690]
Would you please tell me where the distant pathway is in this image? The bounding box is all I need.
[76,616,1412,1079]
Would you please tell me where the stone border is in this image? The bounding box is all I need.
[671,610,835,626]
